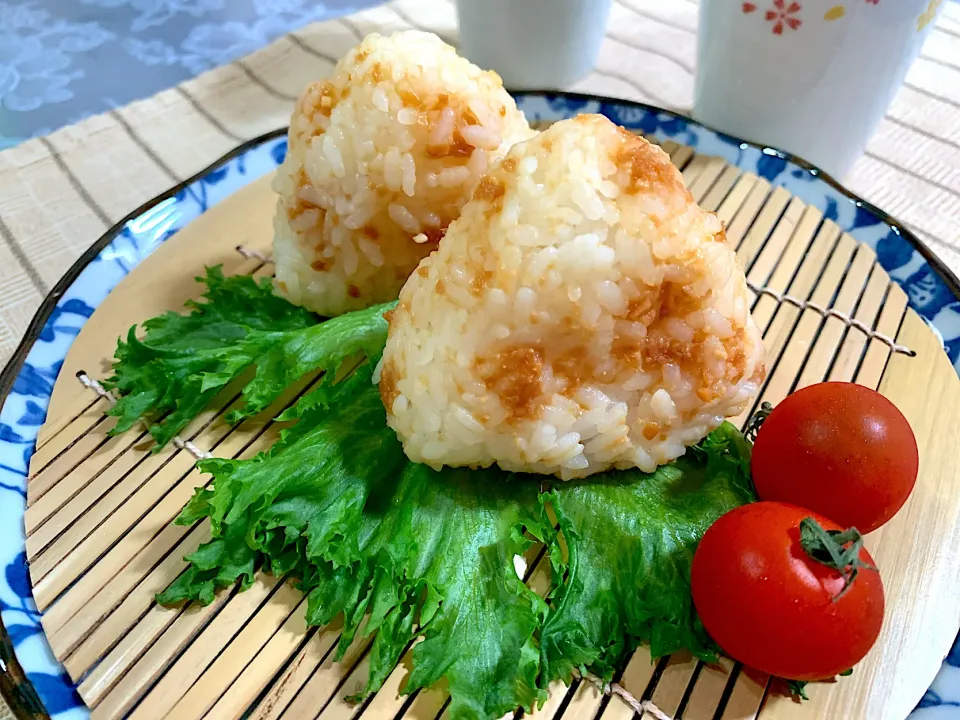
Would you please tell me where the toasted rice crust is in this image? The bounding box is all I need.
[380,115,766,479]
[272,30,534,316]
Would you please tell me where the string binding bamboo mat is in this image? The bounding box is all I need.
[20,130,960,720]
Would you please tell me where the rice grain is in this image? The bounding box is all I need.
[380,115,766,479]
[272,31,534,316]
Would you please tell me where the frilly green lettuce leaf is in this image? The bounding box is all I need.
[104,265,393,447]
[109,268,760,719]
[539,421,755,684]
[161,377,548,718]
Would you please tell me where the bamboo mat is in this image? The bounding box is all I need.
[21,137,960,720]
[0,2,959,714]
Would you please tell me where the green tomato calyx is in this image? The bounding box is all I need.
[798,517,877,600]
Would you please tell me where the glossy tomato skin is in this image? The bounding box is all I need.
[751,382,918,534]
[691,501,884,681]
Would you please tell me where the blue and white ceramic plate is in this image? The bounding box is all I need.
[1,92,958,720]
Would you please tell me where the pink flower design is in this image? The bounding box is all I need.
[765,0,802,34]
[743,2,757,12]
[866,0,879,4]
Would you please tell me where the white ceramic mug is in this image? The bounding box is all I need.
[455,0,613,89]
[694,0,945,179]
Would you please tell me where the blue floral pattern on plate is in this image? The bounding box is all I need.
[0,94,957,719]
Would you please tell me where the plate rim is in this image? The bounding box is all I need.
[1,91,957,719]
[0,125,286,720]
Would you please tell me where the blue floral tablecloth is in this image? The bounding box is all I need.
[0,0,381,148]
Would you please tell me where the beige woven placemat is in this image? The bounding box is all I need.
[0,0,958,713]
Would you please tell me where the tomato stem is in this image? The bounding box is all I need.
[798,518,877,600]
[786,679,809,701]
[784,669,853,701]
[745,402,773,442]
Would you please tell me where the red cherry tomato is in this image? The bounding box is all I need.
[691,501,884,681]
[751,382,918,534]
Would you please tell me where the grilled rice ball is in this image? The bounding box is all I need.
[379,114,765,479]
[272,30,534,316]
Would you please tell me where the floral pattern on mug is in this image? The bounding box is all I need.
[742,1,803,34]
[918,0,942,31]
[747,0,891,32]
[824,5,845,20]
